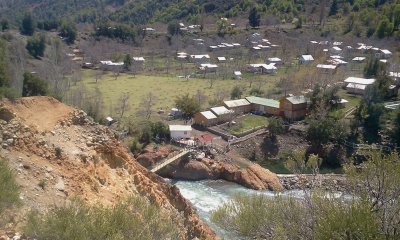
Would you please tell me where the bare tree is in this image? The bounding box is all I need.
[116,92,131,121]
[194,89,207,107]
[7,38,27,95]
[137,92,157,120]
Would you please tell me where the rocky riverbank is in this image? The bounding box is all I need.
[278,174,348,192]
[158,157,284,191]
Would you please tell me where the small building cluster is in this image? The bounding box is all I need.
[194,95,310,127]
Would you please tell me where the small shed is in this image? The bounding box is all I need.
[233,71,242,80]
[105,116,115,126]
[245,96,280,116]
[224,99,252,114]
[217,57,227,62]
[194,111,218,127]
[169,125,192,139]
[299,55,314,64]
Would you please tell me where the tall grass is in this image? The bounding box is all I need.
[25,196,183,240]
[0,159,20,215]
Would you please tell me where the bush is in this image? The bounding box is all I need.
[0,160,20,215]
[26,35,46,59]
[25,196,183,240]
[22,72,49,97]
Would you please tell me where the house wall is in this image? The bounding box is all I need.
[170,130,191,139]
[279,99,307,121]
[346,87,365,95]
[193,113,216,127]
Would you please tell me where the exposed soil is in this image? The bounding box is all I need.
[0,96,215,239]
[233,129,309,161]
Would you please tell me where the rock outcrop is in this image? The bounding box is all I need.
[0,97,215,239]
[161,158,284,191]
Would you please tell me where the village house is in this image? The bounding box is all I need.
[316,64,337,74]
[344,77,376,95]
[210,106,235,123]
[299,55,314,64]
[169,125,192,139]
[248,63,277,74]
[279,95,308,121]
[223,99,252,114]
[190,54,210,63]
[100,60,124,71]
[132,57,145,65]
[245,96,280,116]
[266,57,282,65]
[377,49,392,59]
[193,111,218,127]
[199,63,218,73]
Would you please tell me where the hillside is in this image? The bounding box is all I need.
[1,0,399,39]
[0,96,215,239]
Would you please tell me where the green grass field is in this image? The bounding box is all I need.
[70,70,278,118]
[228,115,269,135]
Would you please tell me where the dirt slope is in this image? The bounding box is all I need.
[0,96,215,239]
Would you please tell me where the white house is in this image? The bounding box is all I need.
[344,77,376,95]
[299,55,314,64]
[190,54,210,63]
[169,125,192,139]
[100,61,124,71]
[266,57,282,65]
[199,63,218,73]
[248,63,277,74]
[316,64,337,74]
[378,49,392,59]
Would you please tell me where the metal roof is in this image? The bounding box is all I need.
[210,106,234,116]
[346,83,368,90]
[200,111,217,120]
[285,95,307,104]
[344,77,375,85]
[301,55,314,61]
[169,125,192,131]
[245,96,280,108]
[224,99,251,108]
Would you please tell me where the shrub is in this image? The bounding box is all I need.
[22,72,49,97]
[0,159,20,215]
[25,196,183,240]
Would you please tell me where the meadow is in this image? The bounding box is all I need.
[71,70,279,118]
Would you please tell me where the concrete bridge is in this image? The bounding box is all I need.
[150,149,192,173]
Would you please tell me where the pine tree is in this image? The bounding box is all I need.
[248,7,261,28]
[329,0,338,16]
[20,13,35,36]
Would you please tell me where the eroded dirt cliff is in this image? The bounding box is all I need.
[0,96,215,239]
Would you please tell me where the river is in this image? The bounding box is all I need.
[169,179,310,238]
